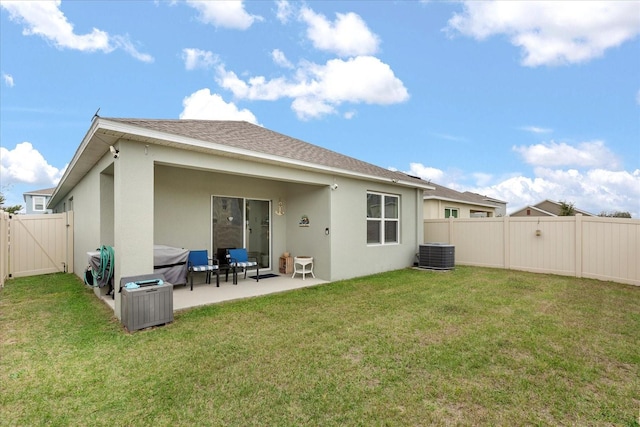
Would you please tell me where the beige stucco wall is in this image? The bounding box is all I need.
[153,165,297,272]
[54,137,425,318]
[51,152,116,290]
[424,199,495,219]
[151,144,423,282]
[149,141,423,282]
[330,178,423,280]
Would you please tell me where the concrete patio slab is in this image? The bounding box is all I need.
[101,273,329,312]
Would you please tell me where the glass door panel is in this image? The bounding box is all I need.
[212,197,271,269]
[246,200,270,268]
[212,196,244,259]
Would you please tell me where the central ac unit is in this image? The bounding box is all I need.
[419,243,455,270]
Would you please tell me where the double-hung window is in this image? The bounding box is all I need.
[445,208,459,218]
[33,196,45,212]
[367,192,399,245]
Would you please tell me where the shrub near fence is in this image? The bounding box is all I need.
[424,214,640,286]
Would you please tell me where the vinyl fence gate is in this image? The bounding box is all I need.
[0,211,74,287]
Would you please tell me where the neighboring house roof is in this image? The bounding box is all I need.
[50,118,434,207]
[465,192,507,205]
[510,199,594,217]
[423,182,504,209]
[23,187,55,203]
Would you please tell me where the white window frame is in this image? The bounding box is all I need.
[367,191,400,245]
[33,196,45,212]
[445,207,459,218]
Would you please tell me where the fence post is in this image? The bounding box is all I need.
[503,216,510,269]
[575,214,582,278]
[0,211,8,287]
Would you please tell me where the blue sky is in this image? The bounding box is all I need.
[1,0,639,216]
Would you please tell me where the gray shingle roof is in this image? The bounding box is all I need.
[105,118,428,186]
[532,200,593,216]
[23,187,56,196]
[423,182,501,207]
[509,199,594,217]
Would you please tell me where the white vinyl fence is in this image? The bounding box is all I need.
[424,215,639,286]
[0,211,74,287]
[0,211,9,287]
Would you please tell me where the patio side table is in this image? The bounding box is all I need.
[292,256,315,280]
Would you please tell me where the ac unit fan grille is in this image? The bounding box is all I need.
[419,244,455,270]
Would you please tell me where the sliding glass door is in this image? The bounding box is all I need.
[212,196,270,268]
[246,199,270,268]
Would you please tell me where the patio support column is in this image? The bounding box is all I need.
[112,141,154,320]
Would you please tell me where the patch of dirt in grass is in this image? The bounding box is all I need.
[414,323,463,346]
[344,346,363,364]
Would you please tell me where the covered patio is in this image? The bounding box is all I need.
[50,118,429,322]
[101,274,328,312]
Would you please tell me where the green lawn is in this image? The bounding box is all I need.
[1,267,639,426]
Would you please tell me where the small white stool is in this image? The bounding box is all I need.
[292,256,315,280]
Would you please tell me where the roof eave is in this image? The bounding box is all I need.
[423,196,498,209]
[48,118,104,208]
[49,118,432,209]
[102,119,433,189]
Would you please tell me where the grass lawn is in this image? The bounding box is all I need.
[1,267,639,426]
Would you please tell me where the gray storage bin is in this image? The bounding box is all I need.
[121,274,173,331]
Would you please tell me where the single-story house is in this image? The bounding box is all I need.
[510,199,594,217]
[48,117,434,319]
[423,182,507,218]
[23,187,55,214]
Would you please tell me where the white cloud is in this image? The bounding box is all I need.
[215,56,409,120]
[2,73,14,87]
[311,57,408,104]
[0,142,66,186]
[446,1,640,66]
[474,168,640,216]
[271,49,293,69]
[0,0,153,62]
[299,7,380,57]
[201,3,400,120]
[406,163,445,183]
[182,48,217,70]
[475,175,561,210]
[513,140,620,169]
[112,35,154,63]
[472,172,493,187]
[431,132,467,142]
[408,150,640,216]
[179,88,258,124]
[185,0,262,30]
[275,0,293,24]
[289,97,335,120]
[521,125,552,134]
